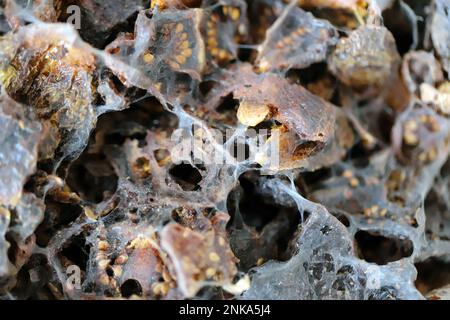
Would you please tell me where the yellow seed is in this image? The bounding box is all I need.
[143,52,154,64]
[210,48,219,57]
[222,6,229,15]
[342,170,353,178]
[295,27,306,36]
[129,237,152,250]
[98,241,109,251]
[112,266,122,277]
[176,23,184,33]
[256,258,264,266]
[168,61,180,69]
[230,8,240,20]
[155,262,163,274]
[175,55,186,64]
[0,207,10,219]
[349,177,359,187]
[422,115,440,132]
[84,207,97,220]
[257,59,270,73]
[207,28,217,37]
[152,283,163,295]
[180,40,190,50]
[98,259,109,270]
[237,101,270,127]
[180,32,188,41]
[162,269,172,283]
[153,282,170,296]
[218,237,226,246]
[206,268,216,278]
[99,274,110,286]
[370,205,379,214]
[419,115,428,123]
[209,252,220,262]
[151,0,166,10]
[419,152,427,162]
[439,81,450,93]
[427,148,437,161]
[183,48,192,58]
[218,49,229,61]
[207,37,218,47]
[380,208,388,217]
[115,254,128,265]
[96,251,106,260]
[161,283,170,295]
[403,131,418,146]
[283,36,293,46]
[404,120,418,131]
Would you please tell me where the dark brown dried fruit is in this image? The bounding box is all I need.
[161,210,238,297]
[256,4,338,71]
[1,0,449,302]
[329,25,400,89]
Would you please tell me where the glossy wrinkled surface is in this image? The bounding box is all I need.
[0,0,449,300]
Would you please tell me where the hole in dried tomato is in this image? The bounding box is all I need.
[120,279,143,298]
[415,258,450,295]
[216,93,239,114]
[332,212,351,228]
[169,163,203,191]
[154,148,171,167]
[382,2,415,55]
[59,234,91,272]
[67,154,118,203]
[237,173,281,230]
[199,80,217,97]
[35,203,83,247]
[355,230,413,265]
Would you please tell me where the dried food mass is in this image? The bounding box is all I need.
[0,0,450,300]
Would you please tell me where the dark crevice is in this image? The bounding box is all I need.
[67,154,118,204]
[415,258,450,295]
[216,93,239,114]
[35,203,83,247]
[237,172,282,230]
[382,1,415,55]
[355,230,413,265]
[59,234,91,271]
[120,279,143,298]
[169,163,203,191]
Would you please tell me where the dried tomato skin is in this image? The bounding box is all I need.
[1,0,450,301]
